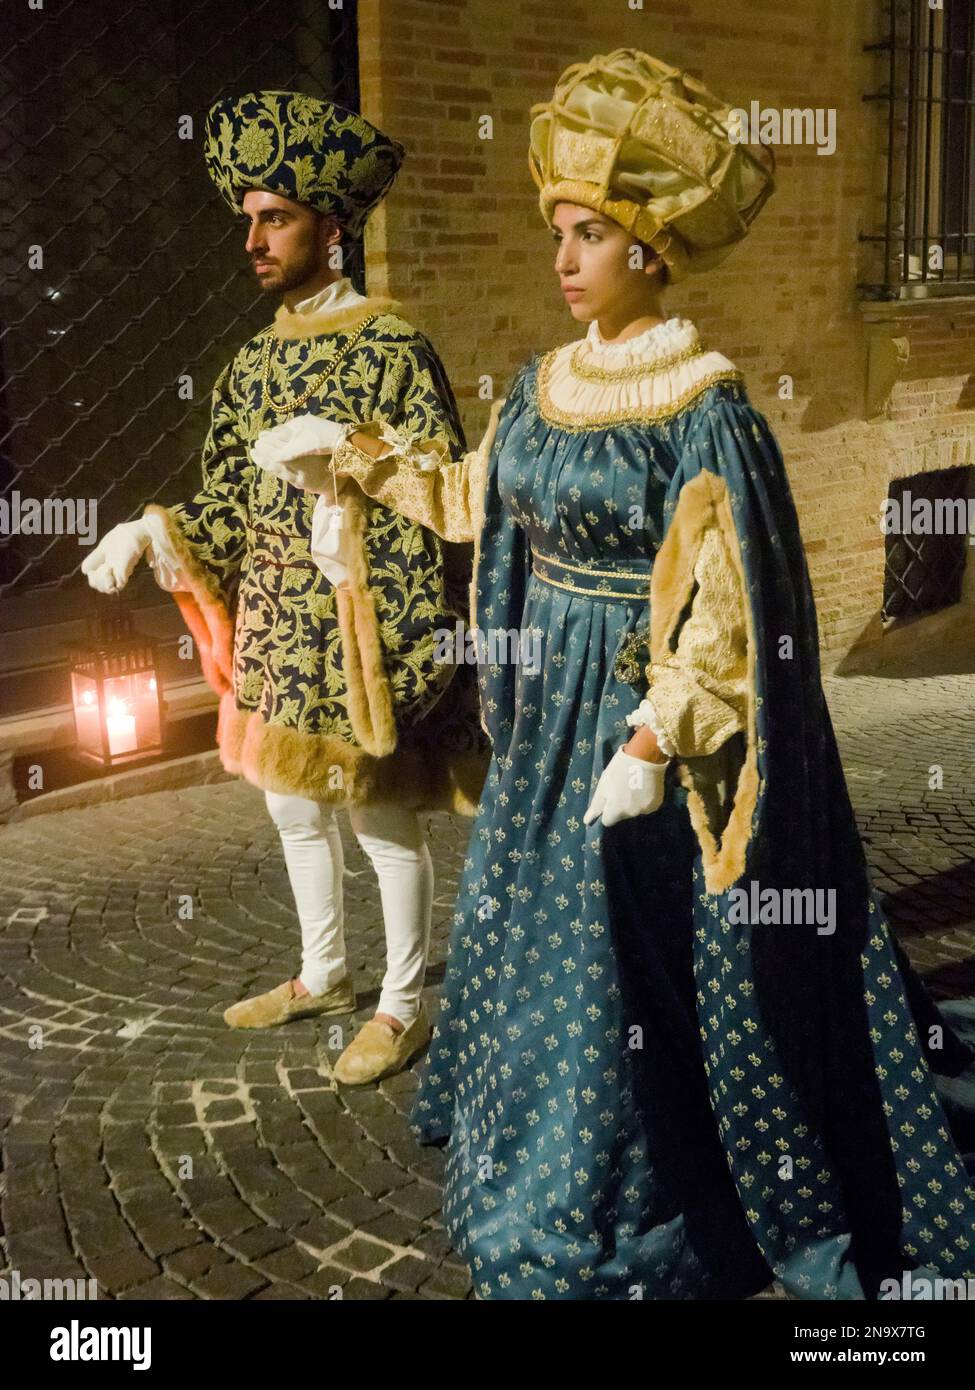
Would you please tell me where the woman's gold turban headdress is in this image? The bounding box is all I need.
[529,49,775,282]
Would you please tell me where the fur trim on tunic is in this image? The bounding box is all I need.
[218,692,488,812]
[333,488,398,758]
[272,296,403,342]
[144,502,235,696]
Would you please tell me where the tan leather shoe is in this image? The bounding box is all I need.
[223,976,356,1029]
[332,1006,431,1086]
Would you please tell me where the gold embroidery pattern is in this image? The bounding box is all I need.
[332,434,486,547]
[332,395,511,550]
[530,547,652,601]
[614,623,652,689]
[262,313,381,414]
[157,314,482,763]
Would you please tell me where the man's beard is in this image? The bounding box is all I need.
[256,253,318,293]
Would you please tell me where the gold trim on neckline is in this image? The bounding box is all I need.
[534,353,745,432]
[569,338,706,383]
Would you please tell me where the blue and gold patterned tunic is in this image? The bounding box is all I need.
[335,316,975,1300]
[145,286,489,813]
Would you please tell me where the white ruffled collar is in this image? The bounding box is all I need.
[584,315,698,365]
[292,275,367,317]
[536,315,740,429]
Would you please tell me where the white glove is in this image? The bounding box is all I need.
[142,512,187,591]
[262,453,342,499]
[251,413,351,498]
[81,519,152,594]
[583,747,668,828]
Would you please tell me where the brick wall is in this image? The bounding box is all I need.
[357,0,975,667]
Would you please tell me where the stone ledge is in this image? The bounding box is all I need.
[832,602,975,677]
[5,748,233,822]
[858,294,975,322]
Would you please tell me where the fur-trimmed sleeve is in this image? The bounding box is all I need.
[648,394,765,895]
[142,358,251,695]
[644,521,749,757]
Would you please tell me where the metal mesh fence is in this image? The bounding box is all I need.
[0,0,361,601]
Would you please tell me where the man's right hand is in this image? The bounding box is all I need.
[81,519,152,594]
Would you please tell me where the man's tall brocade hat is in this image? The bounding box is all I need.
[204,90,405,235]
[529,50,776,282]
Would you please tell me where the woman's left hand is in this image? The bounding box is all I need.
[583,746,669,828]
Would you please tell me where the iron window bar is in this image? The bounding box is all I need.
[860,0,975,300]
[881,466,972,624]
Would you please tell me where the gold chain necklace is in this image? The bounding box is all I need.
[261,313,380,415]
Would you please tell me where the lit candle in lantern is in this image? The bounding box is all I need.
[105,698,137,756]
[71,611,164,766]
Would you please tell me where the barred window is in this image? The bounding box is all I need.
[861,0,975,299]
[882,466,973,623]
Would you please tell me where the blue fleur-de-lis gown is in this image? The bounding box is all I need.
[406,332,975,1301]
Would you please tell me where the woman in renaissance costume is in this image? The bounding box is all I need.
[266,51,975,1300]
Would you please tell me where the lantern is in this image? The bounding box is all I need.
[70,611,165,768]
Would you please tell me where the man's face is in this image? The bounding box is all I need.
[240,190,338,293]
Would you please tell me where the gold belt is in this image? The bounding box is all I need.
[529,547,651,601]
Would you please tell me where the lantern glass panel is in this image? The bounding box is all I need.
[71,672,103,760]
[133,670,162,749]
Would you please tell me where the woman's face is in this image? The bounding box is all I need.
[550,201,662,324]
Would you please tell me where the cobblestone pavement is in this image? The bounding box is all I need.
[0,672,972,1300]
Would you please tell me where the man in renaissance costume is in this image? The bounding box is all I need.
[83,91,489,1086]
